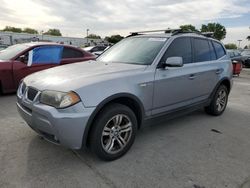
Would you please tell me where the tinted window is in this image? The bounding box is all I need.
[62,47,83,59]
[234,51,241,56]
[193,38,211,62]
[209,41,217,60]
[161,37,192,64]
[91,46,106,52]
[212,41,226,59]
[228,51,234,58]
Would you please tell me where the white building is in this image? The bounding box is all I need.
[0,31,107,47]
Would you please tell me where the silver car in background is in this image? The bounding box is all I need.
[17,30,233,161]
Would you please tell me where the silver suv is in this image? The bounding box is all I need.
[17,30,233,161]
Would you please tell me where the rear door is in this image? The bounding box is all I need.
[13,45,63,88]
[189,38,220,99]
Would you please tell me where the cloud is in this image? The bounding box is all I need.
[222,26,250,47]
[0,0,249,41]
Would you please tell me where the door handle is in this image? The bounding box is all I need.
[216,69,223,74]
[189,74,196,80]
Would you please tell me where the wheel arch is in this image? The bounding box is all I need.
[210,77,231,100]
[82,93,145,148]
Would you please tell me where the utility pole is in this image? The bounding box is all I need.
[86,29,89,46]
[237,39,242,49]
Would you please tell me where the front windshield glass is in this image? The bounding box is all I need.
[241,50,250,56]
[98,37,167,65]
[0,44,29,60]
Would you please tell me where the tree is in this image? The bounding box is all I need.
[87,34,101,39]
[244,45,248,49]
[22,28,38,34]
[247,36,250,40]
[2,26,22,33]
[105,35,124,44]
[224,43,237,49]
[200,23,226,41]
[43,29,62,36]
[180,24,198,32]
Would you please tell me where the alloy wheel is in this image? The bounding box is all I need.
[101,114,133,154]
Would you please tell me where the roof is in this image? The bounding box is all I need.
[19,42,81,49]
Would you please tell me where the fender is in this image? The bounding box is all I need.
[209,77,232,101]
[81,93,145,148]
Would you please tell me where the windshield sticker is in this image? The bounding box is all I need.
[148,38,167,42]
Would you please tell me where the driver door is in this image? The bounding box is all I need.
[152,37,202,115]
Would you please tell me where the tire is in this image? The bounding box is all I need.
[90,103,137,161]
[205,85,228,116]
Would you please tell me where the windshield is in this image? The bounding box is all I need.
[241,50,250,56]
[0,44,30,60]
[98,37,167,65]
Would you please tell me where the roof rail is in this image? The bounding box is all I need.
[201,32,214,38]
[127,29,215,38]
[128,29,181,36]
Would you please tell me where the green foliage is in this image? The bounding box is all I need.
[87,34,101,39]
[23,28,38,34]
[43,29,62,36]
[2,26,22,33]
[104,35,124,44]
[224,43,237,49]
[201,23,226,41]
[180,24,198,32]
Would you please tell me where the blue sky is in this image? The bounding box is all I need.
[217,13,250,28]
[0,0,249,47]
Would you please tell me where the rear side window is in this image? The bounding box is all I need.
[161,37,192,64]
[208,41,217,60]
[92,46,106,52]
[62,47,83,59]
[212,41,226,59]
[193,38,211,62]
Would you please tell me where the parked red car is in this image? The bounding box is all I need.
[0,42,95,93]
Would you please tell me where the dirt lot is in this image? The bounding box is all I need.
[1,69,250,188]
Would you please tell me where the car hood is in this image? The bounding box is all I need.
[24,60,147,91]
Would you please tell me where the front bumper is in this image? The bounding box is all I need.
[17,93,95,150]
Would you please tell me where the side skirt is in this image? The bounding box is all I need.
[142,99,210,127]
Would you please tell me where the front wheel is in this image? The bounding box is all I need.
[205,85,229,116]
[90,103,137,161]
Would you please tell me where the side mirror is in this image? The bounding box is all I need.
[164,57,183,68]
[19,55,28,64]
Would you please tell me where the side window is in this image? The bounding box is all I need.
[27,46,63,66]
[193,38,211,62]
[208,41,217,60]
[62,47,84,59]
[98,46,106,51]
[161,37,192,64]
[212,41,226,59]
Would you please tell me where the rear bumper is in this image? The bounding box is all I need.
[17,99,95,149]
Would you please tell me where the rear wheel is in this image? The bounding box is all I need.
[90,103,137,161]
[205,85,228,116]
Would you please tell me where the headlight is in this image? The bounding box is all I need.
[40,90,81,108]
